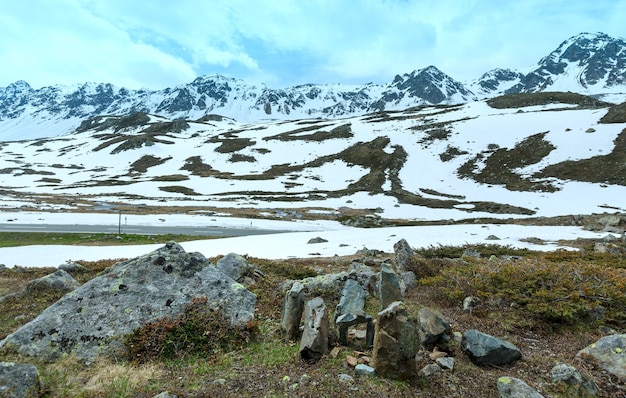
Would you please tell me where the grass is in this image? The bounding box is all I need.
[0,232,209,248]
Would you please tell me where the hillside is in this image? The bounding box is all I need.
[0,92,624,226]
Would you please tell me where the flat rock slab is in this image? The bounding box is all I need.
[0,242,256,363]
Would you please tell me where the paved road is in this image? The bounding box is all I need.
[0,223,291,237]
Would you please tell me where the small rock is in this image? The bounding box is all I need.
[436,357,455,370]
[418,364,441,377]
[346,355,358,367]
[551,362,598,396]
[463,296,478,312]
[153,392,178,398]
[308,237,328,244]
[58,261,84,272]
[338,373,354,384]
[428,348,447,360]
[355,364,375,377]
[486,235,500,240]
[497,376,544,398]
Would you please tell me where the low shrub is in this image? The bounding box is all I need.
[124,297,258,362]
[421,255,626,326]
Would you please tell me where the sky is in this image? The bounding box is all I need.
[1,1,625,90]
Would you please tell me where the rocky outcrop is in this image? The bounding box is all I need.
[0,242,256,362]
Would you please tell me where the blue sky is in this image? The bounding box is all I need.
[1,0,624,90]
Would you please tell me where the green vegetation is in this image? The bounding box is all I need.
[158,185,202,196]
[600,102,626,123]
[421,248,626,328]
[458,132,558,192]
[537,129,626,186]
[130,155,172,173]
[487,92,612,109]
[0,232,208,248]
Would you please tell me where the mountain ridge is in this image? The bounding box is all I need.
[1,32,626,140]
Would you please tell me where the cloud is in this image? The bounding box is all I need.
[1,0,625,89]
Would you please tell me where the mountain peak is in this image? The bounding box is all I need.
[2,32,626,140]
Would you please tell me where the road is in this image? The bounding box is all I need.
[0,223,291,237]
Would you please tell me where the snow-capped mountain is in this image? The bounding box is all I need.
[471,32,626,96]
[1,32,625,140]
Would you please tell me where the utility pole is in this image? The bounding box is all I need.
[118,211,122,234]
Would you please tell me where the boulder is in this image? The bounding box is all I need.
[300,297,329,362]
[57,261,85,273]
[0,242,256,362]
[497,376,544,398]
[372,301,419,379]
[216,252,263,284]
[461,330,522,366]
[24,269,80,295]
[393,238,413,273]
[576,334,626,379]
[379,263,403,310]
[417,307,451,346]
[0,362,41,398]
[280,281,305,342]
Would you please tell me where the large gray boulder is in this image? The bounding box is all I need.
[0,242,256,362]
[461,330,522,366]
[576,334,626,379]
[0,362,41,398]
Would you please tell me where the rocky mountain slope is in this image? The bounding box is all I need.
[1,32,625,140]
[0,92,624,222]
